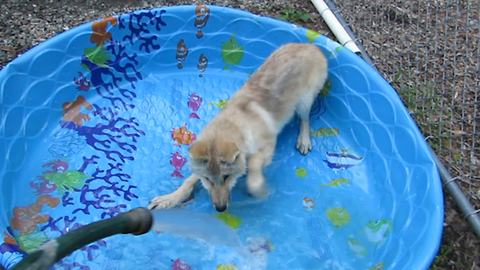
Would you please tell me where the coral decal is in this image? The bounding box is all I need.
[176,39,189,69]
[119,9,166,52]
[11,195,59,235]
[62,96,93,127]
[187,93,203,119]
[197,53,208,76]
[194,4,210,38]
[170,152,187,178]
[172,124,196,146]
[91,16,118,46]
[222,35,244,68]
[2,9,167,270]
[63,106,145,162]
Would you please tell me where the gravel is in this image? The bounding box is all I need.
[0,0,478,269]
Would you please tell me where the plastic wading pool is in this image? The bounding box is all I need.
[0,5,443,270]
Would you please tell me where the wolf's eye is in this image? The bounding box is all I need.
[222,175,230,181]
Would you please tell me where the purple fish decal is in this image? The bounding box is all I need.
[74,72,91,91]
[43,160,69,173]
[30,179,57,195]
[170,152,187,178]
[187,93,202,119]
[172,258,191,270]
[323,151,363,169]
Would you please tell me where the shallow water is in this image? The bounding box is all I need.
[151,208,242,248]
[1,71,390,270]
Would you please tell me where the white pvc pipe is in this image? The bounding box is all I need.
[310,0,361,54]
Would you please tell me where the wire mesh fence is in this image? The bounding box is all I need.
[333,0,480,209]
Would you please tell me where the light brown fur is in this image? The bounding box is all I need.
[149,43,328,211]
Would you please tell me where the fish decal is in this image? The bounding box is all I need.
[62,96,93,127]
[222,35,244,69]
[171,124,196,146]
[73,72,91,91]
[365,219,392,244]
[302,197,315,209]
[170,152,187,178]
[194,4,210,38]
[172,258,191,270]
[326,207,351,228]
[176,39,188,69]
[323,151,363,169]
[197,54,208,77]
[187,93,203,119]
[347,236,367,257]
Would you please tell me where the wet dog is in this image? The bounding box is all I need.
[149,43,328,212]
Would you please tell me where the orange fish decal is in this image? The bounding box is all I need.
[171,124,196,145]
[11,195,59,235]
[176,39,189,69]
[62,96,93,126]
[91,16,118,46]
[194,4,210,38]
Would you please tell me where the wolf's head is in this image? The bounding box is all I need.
[189,138,246,212]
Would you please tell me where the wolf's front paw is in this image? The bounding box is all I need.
[148,194,181,209]
[247,174,269,198]
[296,135,312,155]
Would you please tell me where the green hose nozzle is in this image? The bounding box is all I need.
[12,207,153,270]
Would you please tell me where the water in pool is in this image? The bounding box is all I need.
[2,70,389,270]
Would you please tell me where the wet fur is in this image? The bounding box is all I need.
[149,43,328,211]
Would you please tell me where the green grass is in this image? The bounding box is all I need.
[280,8,311,23]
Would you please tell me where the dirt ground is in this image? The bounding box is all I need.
[0,0,478,269]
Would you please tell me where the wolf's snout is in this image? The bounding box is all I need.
[214,204,227,212]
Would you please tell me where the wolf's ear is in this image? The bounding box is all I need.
[189,140,209,161]
[218,140,240,163]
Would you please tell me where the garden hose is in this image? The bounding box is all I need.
[11,207,153,270]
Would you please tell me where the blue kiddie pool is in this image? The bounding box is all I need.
[0,5,443,270]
